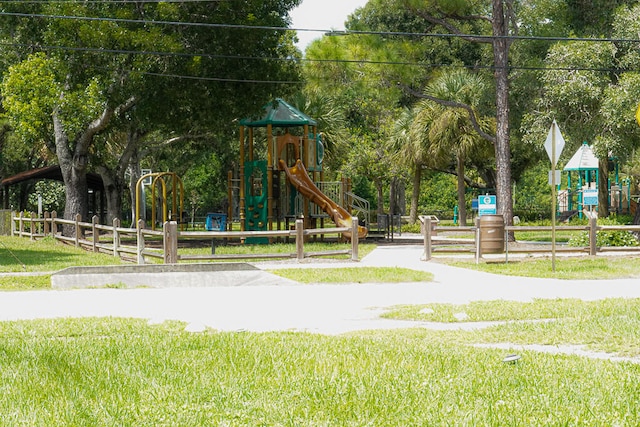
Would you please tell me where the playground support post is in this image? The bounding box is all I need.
[239,126,246,232]
[267,124,274,231]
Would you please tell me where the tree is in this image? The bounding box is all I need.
[522,2,640,219]
[406,0,517,226]
[303,0,483,217]
[303,32,409,215]
[423,70,494,226]
[0,0,302,230]
[392,107,428,224]
[2,52,132,227]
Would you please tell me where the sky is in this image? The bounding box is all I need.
[289,0,369,51]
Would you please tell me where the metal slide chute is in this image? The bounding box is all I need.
[279,159,367,239]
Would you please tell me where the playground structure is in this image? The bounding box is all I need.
[230,98,368,241]
[135,171,185,230]
[558,142,631,219]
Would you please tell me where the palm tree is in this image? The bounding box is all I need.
[412,69,494,226]
[392,107,425,224]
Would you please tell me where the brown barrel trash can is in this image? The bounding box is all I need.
[479,214,504,254]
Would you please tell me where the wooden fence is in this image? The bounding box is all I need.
[11,211,360,264]
[419,215,640,262]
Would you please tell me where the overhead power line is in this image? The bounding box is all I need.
[0,10,637,84]
[4,41,634,75]
[3,10,640,44]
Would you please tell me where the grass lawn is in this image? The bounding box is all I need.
[4,235,640,424]
[439,255,640,279]
[0,236,124,273]
[1,315,640,426]
[382,298,640,356]
[271,266,433,283]
[180,241,377,260]
[0,236,125,290]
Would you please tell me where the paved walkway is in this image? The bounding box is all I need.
[2,245,640,334]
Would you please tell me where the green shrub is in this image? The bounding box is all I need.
[568,218,639,247]
[401,222,422,233]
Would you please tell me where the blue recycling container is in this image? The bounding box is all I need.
[205,213,227,231]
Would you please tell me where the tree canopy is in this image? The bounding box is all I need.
[0,0,302,226]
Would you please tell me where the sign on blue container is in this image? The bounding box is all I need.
[478,195,497,216]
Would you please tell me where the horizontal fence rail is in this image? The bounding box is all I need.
[10,211,360,264]
[419,215,640,262]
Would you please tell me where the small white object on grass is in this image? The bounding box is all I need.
[185,322,207,333]
[453,312,469,321]
[503,354,521,364]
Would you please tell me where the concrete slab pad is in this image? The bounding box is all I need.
[51,263,298,289]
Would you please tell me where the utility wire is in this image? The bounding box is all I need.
[6,41,634,75]
[140,70,303,84]
[3,10,640,44]
[0,11,636,84]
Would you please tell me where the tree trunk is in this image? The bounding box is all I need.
[54,115,88,236]
[59,160,89,235]
[129,150,143,226]
[375,179,384,216]
[598,158,609,218]
[389,177,397,216]
[398,179,406,215]
[457,155,467,226]
[410,164,421,224]
[492,0,513,228]
[98,169,124,225]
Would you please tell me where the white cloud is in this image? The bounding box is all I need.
[289,0,369,50]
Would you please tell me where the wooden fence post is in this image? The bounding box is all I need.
[44,211,50,236]
[421,216,432,261]
[75,214,81,246]
[589,217,597,256]
[475,217,481,264]
[351,217,359,261]
[295,218,304,261]
[113,217,120,258]
[11,211,16,236]
[137,219,146,265]
[29,212,35,240]
[163,221,178,264]
[51,211,57,236]
[18,211,24,238]
[92,215,99,252]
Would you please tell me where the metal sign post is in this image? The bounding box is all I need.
[544,120,565,272]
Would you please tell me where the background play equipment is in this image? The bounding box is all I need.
[279,159,367,239]
[233,98,367,240]
[205,213,227,231]
[559,142,630,219]
[135,172,184,230]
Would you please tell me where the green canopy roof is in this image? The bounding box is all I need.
[239,98,317,127]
